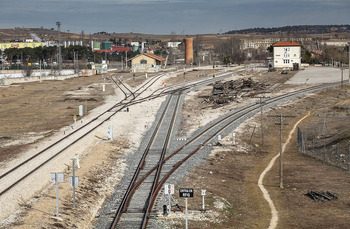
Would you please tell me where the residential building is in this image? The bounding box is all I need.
[273,41,301,68]
[167,41,182,48]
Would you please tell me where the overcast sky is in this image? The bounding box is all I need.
[0,0,349,35]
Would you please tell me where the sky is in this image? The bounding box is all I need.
[0,0,349,35]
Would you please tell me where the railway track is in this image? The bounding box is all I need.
[0,69,237,221]
[106,82,341,229]
[111,92,181,228]
[0,72,166,196]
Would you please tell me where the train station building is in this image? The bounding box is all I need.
[130,53,165,73]
[273,41,301,68]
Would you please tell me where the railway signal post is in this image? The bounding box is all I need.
[164,184,175,213]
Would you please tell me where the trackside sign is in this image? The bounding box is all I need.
[179,188,194,198]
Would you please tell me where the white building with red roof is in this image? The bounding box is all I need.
[272,41,301,68]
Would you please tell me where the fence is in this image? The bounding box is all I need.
[297,117,350,171]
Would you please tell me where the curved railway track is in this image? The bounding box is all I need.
[0,72,166,196]
[0,70,235,205]
[108,82,342,229]
[111,92,181,228]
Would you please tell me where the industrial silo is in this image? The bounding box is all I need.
[185,38,193,64]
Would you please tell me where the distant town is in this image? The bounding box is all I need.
[0,24,349,74]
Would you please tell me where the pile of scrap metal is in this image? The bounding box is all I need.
[211,78,267,104]
[304,190,338,202]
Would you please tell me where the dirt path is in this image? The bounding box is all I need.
[258,111,311,229]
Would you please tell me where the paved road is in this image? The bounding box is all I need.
[286,67,349,84]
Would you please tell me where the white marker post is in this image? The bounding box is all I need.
[232,133,236,145]
[185,198,188,229]
[70,158,78,208]
[218,134,222,141]
[108,124,113,140]
[75,154,80,169]
[103,84,105,92]
[50,173,64,217]
[78,105,83,117]
[201,189,206,210]
[179,188,194,229]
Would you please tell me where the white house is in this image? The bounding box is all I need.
[273,41,301,68]
[167,41,182,48]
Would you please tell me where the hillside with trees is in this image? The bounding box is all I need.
[225,25,350,35]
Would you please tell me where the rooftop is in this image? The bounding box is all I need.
[272,41,301,47]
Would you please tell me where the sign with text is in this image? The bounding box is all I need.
[50,173,64,182]
[69,176,79,187]
[179,188,194,198]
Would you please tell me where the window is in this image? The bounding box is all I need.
[283,59,290,64]
[140,59,147,64]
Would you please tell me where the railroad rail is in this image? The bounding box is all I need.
[110,92,181,228]
[108,82,342,228]
[0,70,235,198]
[0,72,166,196]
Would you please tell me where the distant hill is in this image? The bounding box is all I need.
[225,25,350,35]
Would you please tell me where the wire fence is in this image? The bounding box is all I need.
[297,117,350,171]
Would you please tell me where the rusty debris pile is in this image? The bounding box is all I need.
[211,78,267,104]
[305,190,338,202]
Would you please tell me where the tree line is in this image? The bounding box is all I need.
[225,25,350,35]
[2,46,139,65]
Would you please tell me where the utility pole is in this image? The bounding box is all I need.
[125,50,128,70]
[259,97,266,146]
[348,43,350,84]
[341,61,344,88]
[268,114,295,188]
[1,49,3,70]
[56,22,62,72]
[249,96,268,146]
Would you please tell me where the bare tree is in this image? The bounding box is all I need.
[170,31,177,42]
[193,34,203,65]
[22,63,33,77]
[214,37,245,65]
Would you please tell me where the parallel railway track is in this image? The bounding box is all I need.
[108,82,341,229]
[0,70,234,200]
[0,72,166,196]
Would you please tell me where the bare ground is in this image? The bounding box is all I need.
[0,75,114,162]
[164,74,350,228]
[4,67,350,229]
[0,68,222,228]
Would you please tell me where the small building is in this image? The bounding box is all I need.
[130,53,166,73]
[273,41,301,68]
[167,41,182,48]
